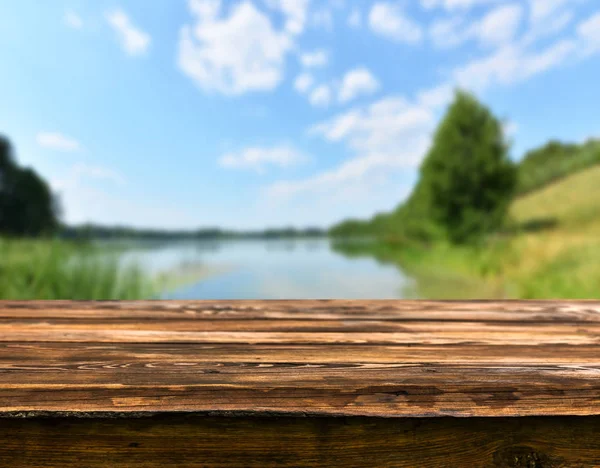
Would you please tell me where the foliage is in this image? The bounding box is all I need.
[329,218,376,237]
[0,136,59,236]
[517,138,600,195]
[416,90,517,243]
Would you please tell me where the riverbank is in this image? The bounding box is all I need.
[334,166,600,299]
[0,239,154,300]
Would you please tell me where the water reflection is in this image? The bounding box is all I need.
[113,238,412,299]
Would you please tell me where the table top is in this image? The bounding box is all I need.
[1,300,599,418]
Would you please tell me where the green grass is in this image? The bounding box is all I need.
[512,165,600,229]
[335,166,600,299]
[505,165,600,298]
[0,238,155,300]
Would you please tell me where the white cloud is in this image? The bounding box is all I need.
[265,152,418,200]
[477,4,523,46]
[338,67,380,103]
[429,17,467,49]
[348,8,362,28]
[454,39,577,91]
[529,0,569,24]
[106,9,151,56]
[64,10,83,29]
[294,72,314,93]
[312,110,362,141]
[421,0,500,10]
[265,95,435,202]
[264,0,311,35]
[442,9,600,94]
[430,4,523,49]
[523,0,591,44]
[369,2,423,44]
[297,65,379,108]
[36,132,81,152]
[219,145,306,173]
[523,10,574,45]
[417,83,454,109]
[309,85,332,107]
[311,97,435,156]
[577,12,600,57]
[188,0,221,18]
[300,49,329,68]
[178,0,293,95]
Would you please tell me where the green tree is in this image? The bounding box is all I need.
[418,90,517,243]
[0,136,18,232]
[329,219,374,237]
[8,168,59,236]
[0,135,59,236]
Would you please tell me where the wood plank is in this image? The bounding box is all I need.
[0,301,598,418]
[1,415,599,467]
[1,361,599,416]
[0,319,599,346]
[2,300,600,322]
[3,318,600,332]
[0,328,598,345]
[2,343,599,365]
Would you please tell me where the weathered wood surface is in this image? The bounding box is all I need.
[0,300,599,417]
[1,415,600,467]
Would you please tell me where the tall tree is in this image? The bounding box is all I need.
[0,135,59,236]
[0,136,18,232]
[418,90,517,243]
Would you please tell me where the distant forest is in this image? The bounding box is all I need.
[61,225,327,241]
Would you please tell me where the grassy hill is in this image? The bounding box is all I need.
[512,164,600,229]
[505,165,600,298]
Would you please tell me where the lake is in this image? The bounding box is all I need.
[115,238,414,299]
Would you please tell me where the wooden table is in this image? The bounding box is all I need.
[1,300,599,467]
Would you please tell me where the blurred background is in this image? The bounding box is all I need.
[1,0,599,300]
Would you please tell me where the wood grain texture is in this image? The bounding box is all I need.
[0,300,599,417]
[1,415,600,467]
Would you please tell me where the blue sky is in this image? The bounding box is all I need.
[0,0,599,229]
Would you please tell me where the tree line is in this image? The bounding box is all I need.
[62,224,327,240]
